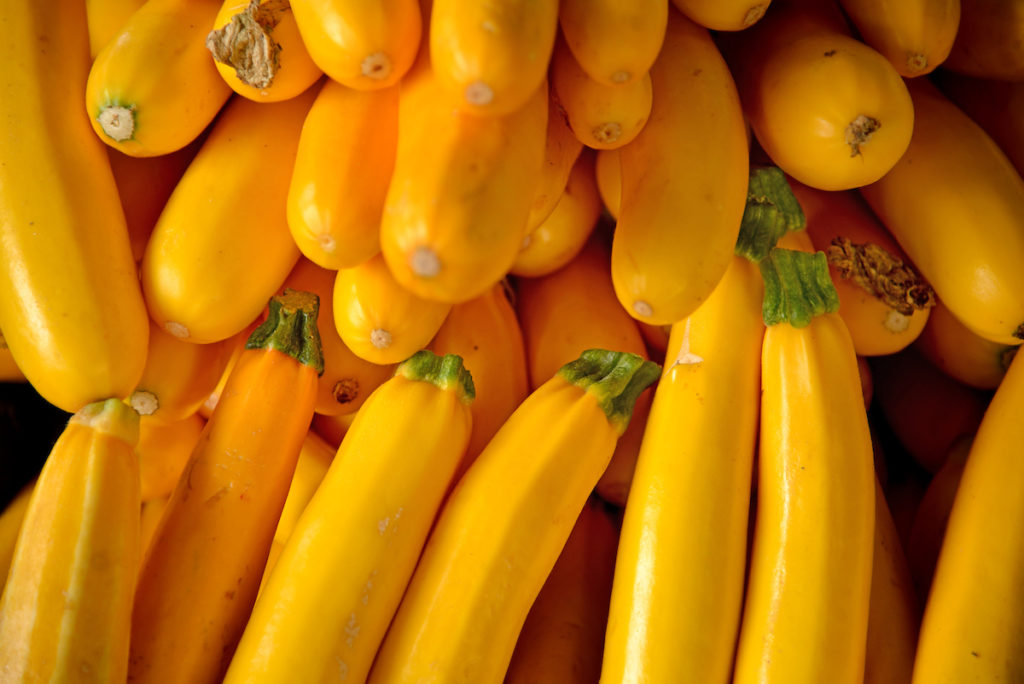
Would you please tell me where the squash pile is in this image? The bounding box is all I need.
[1,0,1024,681]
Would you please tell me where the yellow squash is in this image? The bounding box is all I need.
[0,399,140,682]
[283,258,396,415]
[912,349,1024,681]
[225,352,472,683]
[611,8,748,325]
[837,0,960,76]
[733,250,875,683]
[551,39,653,150]
[291,0,421,89]
[0,0,150,413]
[85,0,231,157]
[595,148,622,220]
[558,0,667,86]
[138,496,169,566]
[0,333,25,383]
[860,79,1024,346]
[430,0,558,116]
[671,0,772,31]
[287,79,398,270]
[513,150,602,278]
[142,87,317,344]
[334,254,452,365]
[208,0,322,102]
[368,350,659,683]
[602,256,764,684]
[380,53,548,303]
[429,284,530,471]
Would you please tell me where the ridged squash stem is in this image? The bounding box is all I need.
[245,288,324,374]
[734,166,807,263]
[557,350,661,437]
[760,248,841,327]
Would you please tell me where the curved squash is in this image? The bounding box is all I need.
[291,0,421,89]
[86,0,146,57]
[859,79,1024,346]
[142,87,317,344]
[207,0,322,102]
[368,350,659,684]
[595,148,621,220]
[0,0,150,413]
[937,71,1024,178]
[611,8,748,325]
[526,91,584,232]
[225,352,473,684]
[430,0,558,116]
[136,413,206,502]
[287,78,398,270]
[85,0,231,157]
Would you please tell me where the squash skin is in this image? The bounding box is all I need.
[142,87,318,345]
[0,0,150,413]
[859,79,1024,346]
[85,0,231,157]
[944,0,1024,80]
[611,8,748,326]
[225,353,473,684]
[671,0,772,31]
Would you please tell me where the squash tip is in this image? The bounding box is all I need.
[98,105,135,142]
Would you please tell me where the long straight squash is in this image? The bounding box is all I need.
[142,87,317,344]
[733,250,875,683]
[859,79,1024,346]
[128,291,323,684]
[611,8,748,326]
[0,0,150,413]
[225,351,473,684]
[602,256,764,684]
[368,350,660,683]
[0,399,140,682]
[912,349,1024,681]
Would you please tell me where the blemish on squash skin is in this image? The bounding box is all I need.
[333,378,358,404]
[845,114,881,157]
